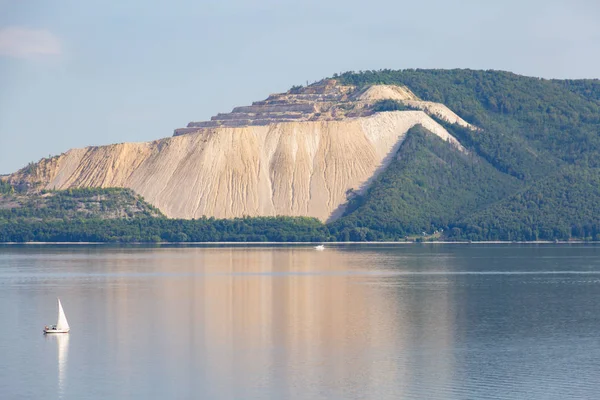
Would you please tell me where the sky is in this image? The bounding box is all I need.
[1,0,599,174]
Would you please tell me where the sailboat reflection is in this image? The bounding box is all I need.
[45,332,69,395]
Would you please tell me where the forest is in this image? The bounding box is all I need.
[332,69,600,241]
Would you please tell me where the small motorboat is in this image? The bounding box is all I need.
[314,245,325,251]
[44,298,70,334]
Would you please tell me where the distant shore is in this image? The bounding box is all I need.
[1,240,598,245]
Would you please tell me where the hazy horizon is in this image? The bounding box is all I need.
[2,0,599,174]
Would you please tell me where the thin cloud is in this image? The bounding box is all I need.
[0,27,62,59]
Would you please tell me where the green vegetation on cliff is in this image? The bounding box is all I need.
[0,186,331,242]
[332,69,600,241]
[448,167,600,241]
[329,125,521,240]
[0,179,14,195]
[3,69,600,242]
[371,99,411,112]
[0,187,163,220]
[337,69,600,174]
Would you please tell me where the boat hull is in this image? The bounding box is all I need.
[44,329,70,334]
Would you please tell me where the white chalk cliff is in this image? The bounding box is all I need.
[8,80,475,222]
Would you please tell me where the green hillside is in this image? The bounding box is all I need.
[0,187,163,220]
[2,69,600,242]
[329,125,521,241]
[0,186,331,242]
[332,69,600,241]
[449,167,600,241]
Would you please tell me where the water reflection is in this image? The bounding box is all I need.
[194,249,408,398]
[4,245,600,399]
[92,247,459,398]
[45,333,69,398]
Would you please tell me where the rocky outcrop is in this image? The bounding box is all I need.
[175,80,353,133]
[355,85,475,129]
[10,112,464,222]
[174,80,476,134]
[9,80,474,222]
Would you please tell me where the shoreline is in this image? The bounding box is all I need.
[1,240,599,245]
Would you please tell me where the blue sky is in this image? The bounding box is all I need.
[1,0,599,173]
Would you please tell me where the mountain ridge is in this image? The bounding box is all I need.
[4,68,600,241]
[5,79,471,222]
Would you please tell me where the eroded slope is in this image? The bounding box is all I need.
[8,80,473,221]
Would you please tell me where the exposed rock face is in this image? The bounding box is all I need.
[356,85,475,129]
[9,80,474,222]
[174,80,475,134]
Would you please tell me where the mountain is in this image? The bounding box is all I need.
[4,79,470,222]
[3,69,600,242]
[332,69,600,241]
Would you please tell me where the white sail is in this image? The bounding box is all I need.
[56,298,70,331]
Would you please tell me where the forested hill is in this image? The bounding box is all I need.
[332,69,600,241]
[2,69,600,242]
[0,186,331,242]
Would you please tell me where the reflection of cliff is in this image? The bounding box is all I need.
[154,247,406,397]
[94,247,458,398]
[159,248,456,397]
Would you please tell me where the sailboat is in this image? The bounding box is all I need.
[44,298,70,334]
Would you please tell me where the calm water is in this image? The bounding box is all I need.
[1,244,600,399]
